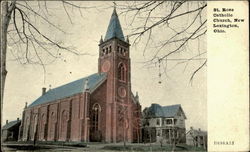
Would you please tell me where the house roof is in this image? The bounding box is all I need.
[28,73,107,108]
[2,120,21,130]
[144,104,187,119]
[187,129,207,136]
[104,8,125,42]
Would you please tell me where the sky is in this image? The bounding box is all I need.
[3,1,207,131]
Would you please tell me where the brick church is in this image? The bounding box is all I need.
[18,8,141,143]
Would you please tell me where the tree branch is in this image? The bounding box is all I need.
[189,59,207,85]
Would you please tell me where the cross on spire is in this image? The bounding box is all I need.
[112,1,117,15]
[104,2,125,41]
[113,1,117,9]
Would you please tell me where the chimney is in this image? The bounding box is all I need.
[198,128,201,131]
[17,118,20,121]
[42,87,46,95]
[190,126,193,130]
[6,120,8,124]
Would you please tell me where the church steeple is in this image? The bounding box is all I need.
[97,7,132,142]
[98,6,130,75]
[104,7,125,42]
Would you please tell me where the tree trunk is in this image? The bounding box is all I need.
[1,1,15,150]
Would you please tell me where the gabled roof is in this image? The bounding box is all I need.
[104,8,125,42]
[28,73,107,108]
[144,104,187,119]
[2,120,21,130]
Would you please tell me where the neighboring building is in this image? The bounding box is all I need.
[2,119,21,142]
[142,104,186,144]
[18,8,141,143]
[186,127,207,149]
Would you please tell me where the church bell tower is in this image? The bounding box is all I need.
[98,7,132,142]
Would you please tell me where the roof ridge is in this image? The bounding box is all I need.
[47,73,103,92]
[162,104,181,107]
[28,72,107,108]
[145,103,183,118]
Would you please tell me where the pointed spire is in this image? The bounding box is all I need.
[100,35,103,44]
[104,5,125,42]
[126,35,129,43]
[135,91,139,103]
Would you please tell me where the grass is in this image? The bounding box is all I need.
[4,141,206,151]
[102,143,206,151]
[3,140,87,149]
[34,141,87,147]
[103,145,168,151]
[176,144,206,151]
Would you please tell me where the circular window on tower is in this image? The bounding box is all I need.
[102,60,110,72]
[118,86,127,98]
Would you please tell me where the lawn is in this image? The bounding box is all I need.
[102,143,206,151]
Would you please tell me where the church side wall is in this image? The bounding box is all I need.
[29,110,34,141]
[21,93,86,142]
[58,99,70,141]
[38,106,48,141]
[70,95,81,141]
[90,81,107,142]
[29,108,38,141]
[47,103,58,141]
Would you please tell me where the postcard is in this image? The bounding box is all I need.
[1,1,248,152]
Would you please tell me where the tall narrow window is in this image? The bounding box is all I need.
[92,104,101,131]
[117,46,120,53]
[118,63,126,81]
[109,46,112,53]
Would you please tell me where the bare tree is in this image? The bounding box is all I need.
[118,105,128,148]
[1,1,95,149]
[117,1,207,84]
